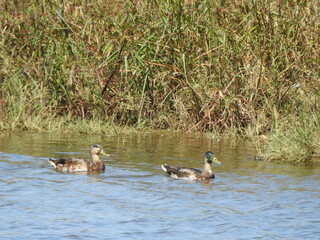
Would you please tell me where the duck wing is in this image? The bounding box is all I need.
[48,157,67,168]
[161,164,201,180]
[48,157,90,172]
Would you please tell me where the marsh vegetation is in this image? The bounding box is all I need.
[1,0,319,163]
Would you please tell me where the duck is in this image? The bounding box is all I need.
[48,144,110,172]
[161,151,221,180]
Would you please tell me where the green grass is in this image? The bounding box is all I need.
[0,0,319,163]
[260,113,320,164]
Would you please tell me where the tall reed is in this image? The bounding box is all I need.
[0,0,319,162]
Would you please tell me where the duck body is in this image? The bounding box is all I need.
[48,144,109,172]
[48,157,105,172]
[161,151,220,180]
[161,164,214,180]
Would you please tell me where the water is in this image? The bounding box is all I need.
[0,132,319,240]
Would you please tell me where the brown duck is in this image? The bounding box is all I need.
[48,144,110,172]
[161,151,221,180]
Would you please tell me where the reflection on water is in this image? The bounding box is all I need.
[0,132,319,239]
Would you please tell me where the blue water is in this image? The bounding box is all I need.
[0,132,319,239]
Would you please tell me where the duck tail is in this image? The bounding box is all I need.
[161,164,168,172]
[47,158,57,168]
[162,164,177,173]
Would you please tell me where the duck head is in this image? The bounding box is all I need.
[90,144,110,157]
[203,151,221,165]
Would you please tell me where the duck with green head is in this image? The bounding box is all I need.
[161,151,221,180]
[48,144,110,172]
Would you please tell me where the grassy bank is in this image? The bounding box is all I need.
[1,0,319,163]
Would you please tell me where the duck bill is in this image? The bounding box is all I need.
[211,157,221,165]
[100,149,111,157]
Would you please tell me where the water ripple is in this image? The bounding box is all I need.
[1,134,320,239]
